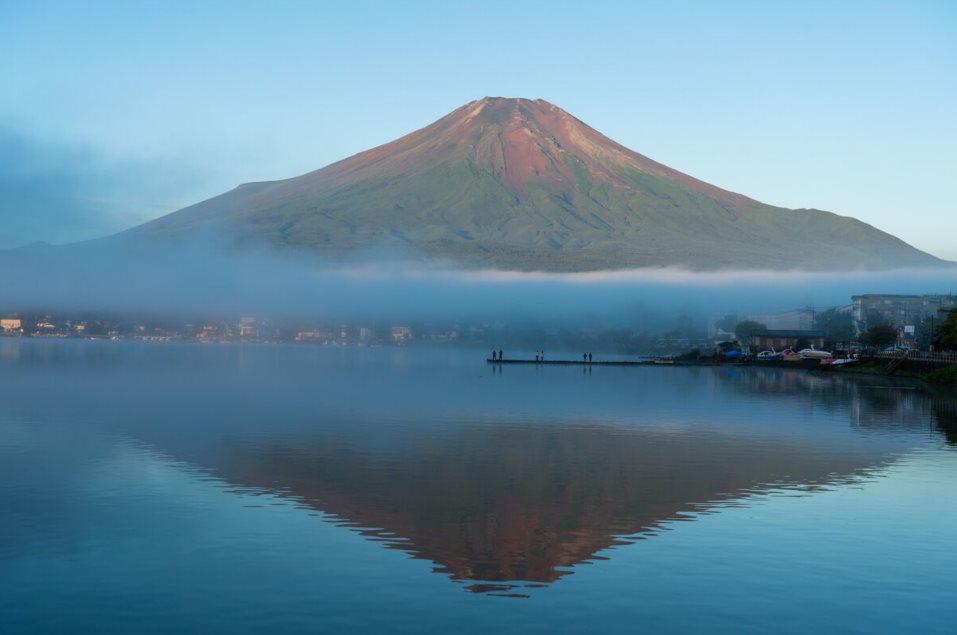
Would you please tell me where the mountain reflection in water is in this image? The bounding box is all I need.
[1,340,954,595]
[209,422,899,591]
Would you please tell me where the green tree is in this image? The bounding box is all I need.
[861,324,898,349]
[814,307,855,344]
[717,340,738,353]
[916,316,938,350]
[734,320,767,348]
[935,309,957,350]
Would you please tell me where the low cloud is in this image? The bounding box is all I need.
[0,126,211,248]
[2,237,955,329]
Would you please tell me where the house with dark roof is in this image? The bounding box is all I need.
[751,329,825,351]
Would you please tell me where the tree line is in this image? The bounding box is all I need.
[730,307,957,351]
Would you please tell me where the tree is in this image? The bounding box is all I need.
[916,316,938,351]
[734,320,767,348]
[814,307,855,344]
[861,324,898,349]
[935,309,957,350]
[717,340,738,353]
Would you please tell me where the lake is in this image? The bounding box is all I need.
[1,339,955,634]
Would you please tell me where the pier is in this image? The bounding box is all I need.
[487,358,657,367]
[487,356,825,369]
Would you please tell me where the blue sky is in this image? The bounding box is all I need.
[2,1,955,259]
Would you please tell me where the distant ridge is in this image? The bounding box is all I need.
[124,97,948,271]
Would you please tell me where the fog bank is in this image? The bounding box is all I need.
[1,239,955,327]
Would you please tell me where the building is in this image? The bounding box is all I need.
[1,318,22,334]
[391,326,412,344]
[295,329,336,343]
[36,320,56,332]
[745,308,815,331]
[750,329,825,351]
[852,294,957,333]
[238,317,258,338]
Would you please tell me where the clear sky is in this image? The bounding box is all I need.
[2,0,955,259]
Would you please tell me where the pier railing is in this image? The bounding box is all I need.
[871,351,957,364]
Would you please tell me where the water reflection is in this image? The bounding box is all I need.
[1,340,955,595]
[930,394,957,445]
[205,421,901,592]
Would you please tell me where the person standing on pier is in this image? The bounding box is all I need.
[491,350,497,361]
[498,349,503,361]
[588,353,592,363]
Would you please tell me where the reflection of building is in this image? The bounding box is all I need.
[751,329,824,350]
[0,318,22,333]
[852,294,957,332]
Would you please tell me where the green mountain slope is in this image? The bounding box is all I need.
[125,97,947,271]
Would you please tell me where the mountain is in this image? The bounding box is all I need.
[125,97,945,271]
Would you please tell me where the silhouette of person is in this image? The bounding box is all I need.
[491,350,497,361]
[583,353,587,362]
[588,353,592,363]
[498,349,503,361]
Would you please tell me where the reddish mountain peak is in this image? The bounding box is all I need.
[460,96,565,121]
[449,96,581,147]
[263,97,753,213]
[427,97,751,210]
[438,97,587,197]
[132,98,945,271]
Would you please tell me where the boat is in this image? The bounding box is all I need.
[821,357,855,366]
[756,348,781,361]
[779,348,803,362]
[798,345,833,360]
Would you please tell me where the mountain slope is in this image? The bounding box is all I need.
[126,97,946,271]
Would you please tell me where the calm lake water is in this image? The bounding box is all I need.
[1,339,955,634]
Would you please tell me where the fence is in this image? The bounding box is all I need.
[872,350,957,364]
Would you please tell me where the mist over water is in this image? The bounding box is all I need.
[2,238,956,327]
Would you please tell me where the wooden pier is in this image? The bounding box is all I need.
[488,358,665,367]
[487,357,823,369]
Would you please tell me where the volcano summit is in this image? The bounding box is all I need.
[127,97,945,271]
